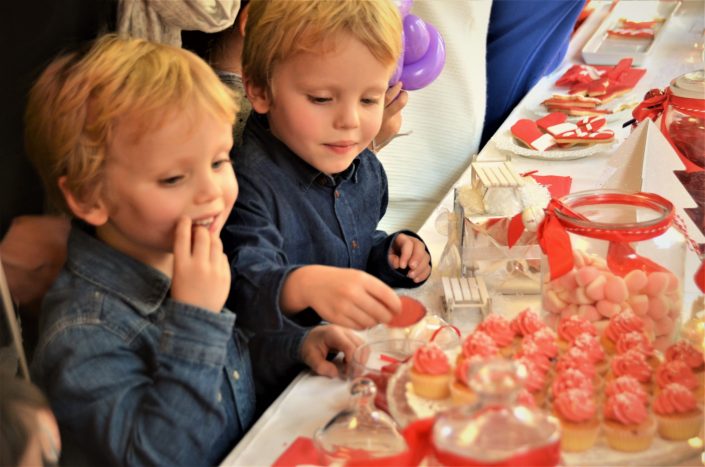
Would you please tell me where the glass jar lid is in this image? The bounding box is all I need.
[670,70,705,99]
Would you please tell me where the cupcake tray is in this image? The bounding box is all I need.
[386,360,703,465]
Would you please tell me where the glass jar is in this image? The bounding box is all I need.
[540,190,686,350]
[430,359,561,466]
[313,378,408,464]
[663,70,705,170]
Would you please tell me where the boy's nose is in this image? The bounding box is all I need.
[334,103,359,130]
[195,172,220,204]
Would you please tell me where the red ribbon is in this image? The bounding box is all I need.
[537,193,675,281]
[631,88,705,172]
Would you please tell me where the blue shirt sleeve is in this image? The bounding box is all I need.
[32,301,237,466]
[482,0,586,146]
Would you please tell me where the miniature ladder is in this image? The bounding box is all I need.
[471,161,524,189]
[441,276,489,317]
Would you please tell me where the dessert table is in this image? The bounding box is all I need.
[221,2,704,465]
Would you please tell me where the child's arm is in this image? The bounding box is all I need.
[280,265,401,330]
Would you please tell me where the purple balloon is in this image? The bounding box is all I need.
[392,0,413,17]
[399,22,445,91]
[403,15,430,65]
[389,30,405,86]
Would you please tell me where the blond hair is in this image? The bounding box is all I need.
[25,34,238,214]
[243,0,402,94]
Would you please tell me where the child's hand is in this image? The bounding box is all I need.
[171,216,230,313]
[301,324,364,378]
[282,266,402,330]
[370,82,408,152]
[389,234,431,283]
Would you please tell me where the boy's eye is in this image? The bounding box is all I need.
[361,98,380,105]
[159,175,183,186]
[212,158,233,170]
[307,95,331,104]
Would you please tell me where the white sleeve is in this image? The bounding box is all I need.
[378,0,492,233]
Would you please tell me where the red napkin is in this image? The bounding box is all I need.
[528,174,572,199]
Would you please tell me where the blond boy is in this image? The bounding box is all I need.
[223,0,432,333]
[26,34,360,465]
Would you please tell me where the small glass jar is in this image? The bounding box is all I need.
[430,359,561,466]
[663,69,705,169]
[313,378,408,464]
[541,190,686,350]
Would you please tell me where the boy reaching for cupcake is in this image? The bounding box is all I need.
[26,35,361,466]
[223,0,432,333]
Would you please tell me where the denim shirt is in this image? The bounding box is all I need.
[223,113,429,330]
[31,225,305,466]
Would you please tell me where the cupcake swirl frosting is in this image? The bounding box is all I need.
[553,388,596,422]
[477,314,515,347]
[517,357,547,393]
[605,310,644,344]
[665,341,705,371]
[516,340,552,374]
[556,347,595,379]
[610,350,651,383]
[653,383,698,415]
[655,360,698,390]
[572,332,605,364]
[616,331,654,357]
[510,308,546,337]
[552,368,594,396]
[461,330,499,360]
[605,393,649,425]
[605,376,648,405]
[412,344,450,375]
[558,315,597,343]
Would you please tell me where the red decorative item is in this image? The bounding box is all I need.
[388,296,427,327]
[630,70,705,172]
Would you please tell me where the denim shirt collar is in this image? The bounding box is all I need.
[247,112,360,190]
[66,223,171,316]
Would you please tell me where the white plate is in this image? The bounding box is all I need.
[493,131,617,161]
[582,0,681,66]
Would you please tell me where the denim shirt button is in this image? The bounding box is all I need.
[216,391,222,402]
[351,240,359,249]
[334,190,341,199]
[232,370,240,381]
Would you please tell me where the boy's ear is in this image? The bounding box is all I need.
[245,78,271,114]
[58,176,109,226]
[238,3,249,36]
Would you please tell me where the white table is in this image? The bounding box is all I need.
[222,2,704,465]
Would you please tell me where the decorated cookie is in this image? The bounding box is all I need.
[511,119,556,151]
[607,28,655,39]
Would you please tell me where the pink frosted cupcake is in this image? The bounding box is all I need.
[409,344,452,400]
[476,314,516,357]
[571,332,608,374]
[457,330,499,366]
[615,331,660,369]
[603,392,657,452]
[449,357,477,406]
[604,375,649,406]
[516,339,552,375]
[654,360,699,396]
[665,341,705,390]
[557,315,597,351]
[609,349,652,392]
[601,310,645,355]
[552,368,595,399]
[516,357,548,407]
[521,329,558,361]
[553,388,600,452]
[555,347,597,385]
[653,383,704,440]
[510,308,546,346]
